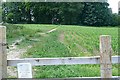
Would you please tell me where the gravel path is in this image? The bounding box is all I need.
[7,38,32,77]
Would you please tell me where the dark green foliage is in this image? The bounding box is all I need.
[0,5,2,22]
[81,2,113,26]
[2,2,120,26]
[6,12,14,23]
[117,15,120,25]
[109,13,120,26]
[30,2,84,24]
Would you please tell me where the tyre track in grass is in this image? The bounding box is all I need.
[73,31,99,56]
[7,37,32,78]
[61,31,90,57]
[59,31,65,43]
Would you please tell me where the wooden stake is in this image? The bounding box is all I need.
[0,26,7,80]
[100,35,112,78]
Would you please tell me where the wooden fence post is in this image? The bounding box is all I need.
[100,35,112,78]
[0,26,7,80]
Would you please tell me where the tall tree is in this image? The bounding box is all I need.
[2,2,118,26]
[2,2,23,23]
[81,2,113,26]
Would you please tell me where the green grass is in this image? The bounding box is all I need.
[34,64,119,78]
[34,65,101,78]
[16,24,58,32]
[5,24,36,44]
[5,24,57,45]
[59,25,118,56]
[6,24,119,78]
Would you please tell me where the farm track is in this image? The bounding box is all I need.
[63,32,80,56]
[7,28,57,78]
[59,32,64,43]
[7,38,32,77]
[63,31,88,56]
[71,32,89,53]
[61,30,99,56]
[71,31,99,56]
[37,28,57,37]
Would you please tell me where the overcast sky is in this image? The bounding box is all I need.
[108,0,120,13]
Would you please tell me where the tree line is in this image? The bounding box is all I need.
[2,2,120,26]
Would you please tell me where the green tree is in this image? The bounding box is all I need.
[2,2,23,23]
[3,2,118,26]
[59,3,84,25]
[6,12,14,23]
[81,2,113,26]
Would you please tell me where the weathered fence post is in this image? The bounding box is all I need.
[0,26,7,80]
[100,35,112,78]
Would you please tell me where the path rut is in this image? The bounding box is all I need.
[7,28,57,77]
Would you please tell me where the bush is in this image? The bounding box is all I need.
[111,13,120,26]
[6,13,14,23]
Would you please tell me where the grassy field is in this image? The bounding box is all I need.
[6,24,119,78]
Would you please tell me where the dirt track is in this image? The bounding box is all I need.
[7,28,57,77]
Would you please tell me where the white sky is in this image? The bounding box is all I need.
[108,0,120,13]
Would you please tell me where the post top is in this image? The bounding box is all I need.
[0,25,6,28]
[100,35,111,37]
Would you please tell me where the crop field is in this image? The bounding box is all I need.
[6,24,119,78]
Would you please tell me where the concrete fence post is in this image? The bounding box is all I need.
[100,35,112,78]
[0,26,7,80]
